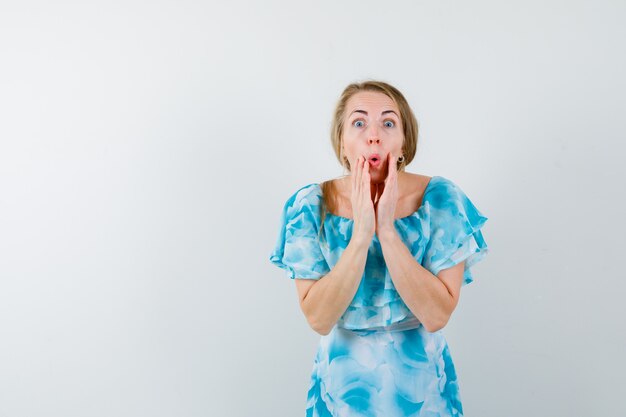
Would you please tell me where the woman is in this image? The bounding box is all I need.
[269,80,489,417]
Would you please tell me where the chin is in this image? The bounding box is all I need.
[369,172,385,184]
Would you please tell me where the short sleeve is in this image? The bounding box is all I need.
[422,178,489,286]
[269,185,331,280]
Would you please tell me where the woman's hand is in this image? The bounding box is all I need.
[374,152,399,237]
[350,156,376,244]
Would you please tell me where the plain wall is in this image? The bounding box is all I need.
[1,1,624,416]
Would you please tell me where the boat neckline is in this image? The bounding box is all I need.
[314,175,439,222]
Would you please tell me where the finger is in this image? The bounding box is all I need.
[392,155,398,180]
[363,159,370,194]
[385,153,393,185]
[357,156,363,191]
[353,156,359,195]
[351,156,358,195]
[360,158,368,203]
[364,161,370,209]
[356,156,363,196]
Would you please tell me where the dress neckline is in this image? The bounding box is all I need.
[317,175,438,222]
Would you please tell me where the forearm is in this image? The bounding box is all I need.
[378,228,454,332]
[301,236,370,335]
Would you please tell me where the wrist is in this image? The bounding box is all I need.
[377,226,398,243]
[350,232,373,250]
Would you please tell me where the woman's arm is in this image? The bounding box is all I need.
[378,229,465,333]
[295,236,370,336]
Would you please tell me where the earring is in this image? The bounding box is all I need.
[397,155,405,163]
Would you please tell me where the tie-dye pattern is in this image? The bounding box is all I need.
[269,176,489,416]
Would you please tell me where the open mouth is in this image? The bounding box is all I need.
[368,153,381,163]
[368,155,382,167]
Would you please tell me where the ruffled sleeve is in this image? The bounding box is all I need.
[422,177,489,286]
[269,184,331,280]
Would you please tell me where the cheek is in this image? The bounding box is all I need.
[342,141,361,158]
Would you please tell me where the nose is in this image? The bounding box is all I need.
[368,125,380,144]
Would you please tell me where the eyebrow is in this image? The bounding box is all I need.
[350,109,399,117]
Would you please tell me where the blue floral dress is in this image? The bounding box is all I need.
[269,176,489,417]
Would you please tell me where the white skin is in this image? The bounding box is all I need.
[340,91,406,240]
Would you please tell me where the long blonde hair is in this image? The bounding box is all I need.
[318,80,419,239]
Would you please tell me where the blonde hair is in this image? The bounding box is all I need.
[318,80,419,239]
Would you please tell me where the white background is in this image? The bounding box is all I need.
[1,1,625,416]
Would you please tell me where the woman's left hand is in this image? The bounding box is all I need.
[374,152,399,236]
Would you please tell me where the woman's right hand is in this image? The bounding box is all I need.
[350,156,376,245]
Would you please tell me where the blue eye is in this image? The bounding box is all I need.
[353,120,364,128]
[384,120,395,128]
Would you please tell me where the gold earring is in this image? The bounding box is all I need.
[397,154,406,170]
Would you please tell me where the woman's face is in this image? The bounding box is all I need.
[342,91,404,184]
